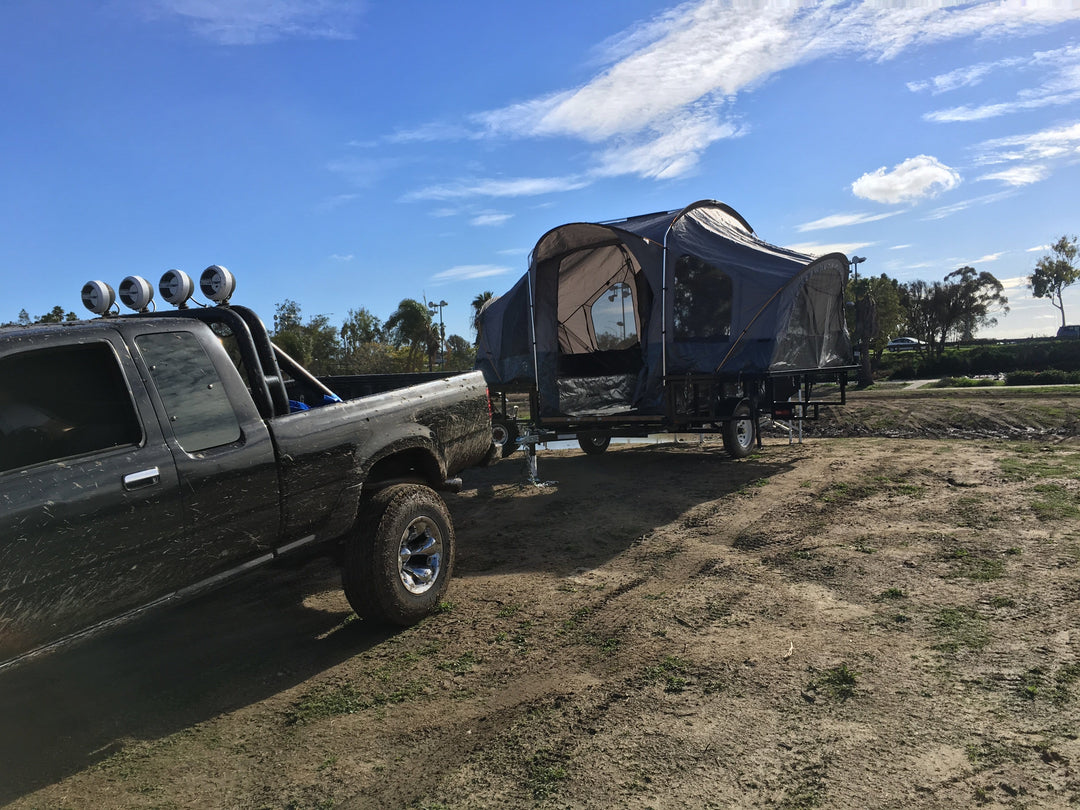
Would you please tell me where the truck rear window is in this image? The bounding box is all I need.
[0,342,142,472]
[136,332,241,453]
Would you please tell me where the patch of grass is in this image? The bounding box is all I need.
[1018,667,1045,700]
[965,740,1021,769]
[819,481,877,504]
[437,651,480,675]
[1052,662,1080,704]
[809,663,859,701]
[943,548,1006,581]
[561,606,592,633]
[496,603,522,618]
[873,587,907,602]
[641,655,691,693]
[933,606,990,653]
[1000,449,1080,482]
[1030,483,1080,522]
[289,674,433,724]
[953,495,1000,529]
[819,476,924,504]
[528,748,570,799]
[433,600,456,614]
[852,538,876,554]
[289,682,370,724]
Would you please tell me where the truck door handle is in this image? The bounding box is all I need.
[123,467,160,490]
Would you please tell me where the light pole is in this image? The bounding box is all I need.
[429,300,448,367]
[608,282,631,342]
[849,256,872,388]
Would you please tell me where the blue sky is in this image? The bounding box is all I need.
[3,0,1080,340]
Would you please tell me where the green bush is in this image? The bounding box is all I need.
[879,339,1080,381]
[934,376,1001,388]
[1004,369,1080,386]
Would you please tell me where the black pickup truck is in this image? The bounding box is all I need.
[0,269,493,669]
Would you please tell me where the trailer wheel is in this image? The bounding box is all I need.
[342,484,455,626]
[577,432,611,455]
[491,417,520,458]
[722,403,756,459]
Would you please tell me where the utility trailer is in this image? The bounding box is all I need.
[475,200,856,459]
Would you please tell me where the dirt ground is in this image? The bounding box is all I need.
[2,387,1079,809]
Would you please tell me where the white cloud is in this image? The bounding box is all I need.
[590,113,741,180]
[403,176,590,201]
[966,121,1080,189]
[388,121,479,144]
[328,253,354,262]
[851,155,961,204]
[908,56,1025,95]
[431,265,513,282]
[922,190,1016,220]
[401,1,1080,196]
[470,212,513,227]
[977,165,1049,186]
[889,244,911,250]
[922,43,1080,122]
[786,240,875,258]
[795,210,901,232]
[974,121,1080,165]
[147,0,364,44]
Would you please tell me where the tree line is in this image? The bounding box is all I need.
[4,235,1076,377]
[850,234,1077,357]
[0,293,496,376]
[269,294,493,376]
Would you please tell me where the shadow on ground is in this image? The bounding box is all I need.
[451,442,799,578]
[0,554,382,803]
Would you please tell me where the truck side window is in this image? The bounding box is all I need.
[673,254,733,342]
[136,332,242,453]
[0,343,142,472]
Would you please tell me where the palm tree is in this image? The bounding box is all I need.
[385,299,437,371]
[471,291,495,338]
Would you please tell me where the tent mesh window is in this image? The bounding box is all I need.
[592,282,637,350]
[672,254,732,342]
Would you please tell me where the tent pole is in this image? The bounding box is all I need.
[528,264,540,402]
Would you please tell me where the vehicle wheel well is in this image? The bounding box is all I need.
[365,448,442,490]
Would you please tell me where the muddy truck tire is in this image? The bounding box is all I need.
[343,484,455,626]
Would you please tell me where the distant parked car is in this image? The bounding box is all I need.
[1057,325,1080,339]
[886,336,926,352]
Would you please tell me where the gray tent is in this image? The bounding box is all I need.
[476,200,852,419]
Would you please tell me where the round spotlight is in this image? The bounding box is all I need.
[200,265,235,303]
[159,269,195,307]
[81,280,116,315]
[118,275,155,312]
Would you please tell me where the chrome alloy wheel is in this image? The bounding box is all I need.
[397,516,444,595]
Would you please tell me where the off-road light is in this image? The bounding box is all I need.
[81,280,115,315]
[118,275,155,312]
[200,265,235,303]
[159,269,195,307]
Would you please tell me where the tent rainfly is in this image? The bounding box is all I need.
[476,200,853,419]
